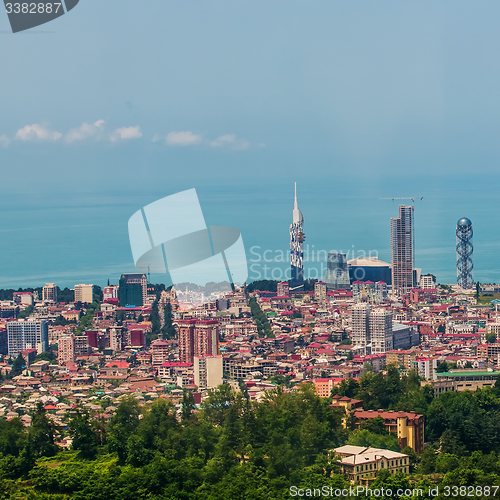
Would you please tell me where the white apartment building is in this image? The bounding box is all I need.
[351,303,371,350]
[7,319,49,357]
[369,308,393,354]
[42,283,57,303]
[419,275,436,289]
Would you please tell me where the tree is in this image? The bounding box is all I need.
[11,353,25,376]
[68,407,98,459]
[28,403,58,458]
[182,391,196,421]
[436,361,449,373]
[18,305,34,319]
[108,395,141,463]
[486,333,497,344]
[360,416,387,435]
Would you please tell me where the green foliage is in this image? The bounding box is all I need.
[249,297,273,338]
[34,350,56,363]
[347,429,401,451]
[5,374,500,497]
[486,332,497,344]
[75,302,99,335]
[18,305,34,319]
[269,374,294,388]
[161,302,177,339]
[53,314,73,326]
[246,280,278,293]
[435,360,457,373]
[147,301,161,342]
[57,287,75,303]
[11,353,25,376]
[68,408,99,459]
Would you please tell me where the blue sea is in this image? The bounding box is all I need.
[0,174,498,289]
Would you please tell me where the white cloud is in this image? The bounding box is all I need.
[0,135,10,148]
[65,119,105,143]
[110,125,142,142]
[166,131,203,146]
[15,123,62,142]
[210,134,250,150]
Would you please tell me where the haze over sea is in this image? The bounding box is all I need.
[2,1,500,290]
[0,173,497,289]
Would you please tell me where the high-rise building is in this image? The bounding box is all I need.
[290,183,305,291]
[178,319,219,363]
[178,319,196,363]
[194,355,223,389]
[58,335,75,364]
[195,320,219,358]
[456,218,474,289]
[314,281,327,302]
[109,328,122,351]
[277,282,289,297]
[391,205,413,295]
[325,252,351,290]
[369,308,393,354]
[119,273,147,306]
[74,284,93,304]
[7,319,48,357]
[42,283,57,303]
[351,303,371,349]
[151,337,169,366]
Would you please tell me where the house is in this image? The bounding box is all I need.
[334,445,409,484]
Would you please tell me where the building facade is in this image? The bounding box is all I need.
[314,281,327,302]
[42,283,57,303]
[351,303,371,350]
[325,252,351,290]
[391,205,413,295]
[194,355,223,389]
[7,320,49,357]
[277,282,289,297]
[369,308,393,354]
[119,273,147,306]
[179,319,219,363]
[74,284,93,304]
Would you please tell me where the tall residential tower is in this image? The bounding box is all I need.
[290,183,305,291]
[456,217,474,289]
[391,205,413,295]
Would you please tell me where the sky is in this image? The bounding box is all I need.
[0,1,499,288]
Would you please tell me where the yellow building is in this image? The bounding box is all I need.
[334,445,409,484]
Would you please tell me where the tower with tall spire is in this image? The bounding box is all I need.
[290,183,305,291]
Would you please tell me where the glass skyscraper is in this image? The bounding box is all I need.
[324,252,351,290]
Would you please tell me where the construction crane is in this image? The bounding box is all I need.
[379,197,423,288]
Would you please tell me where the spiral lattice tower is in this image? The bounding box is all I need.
[456,217,474,289]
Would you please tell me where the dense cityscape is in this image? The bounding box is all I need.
[0,186,498,498]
